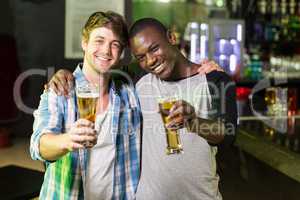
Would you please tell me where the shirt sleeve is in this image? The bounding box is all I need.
[206,71,238,147]
[30,89,64,162]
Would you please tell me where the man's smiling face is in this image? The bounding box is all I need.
[130,26,177,80]
[82,26,123,74]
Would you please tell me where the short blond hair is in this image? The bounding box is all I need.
[82,11,128,47]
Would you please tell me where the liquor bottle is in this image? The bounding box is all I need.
[293,118,300,153]
[270,0,280,42]
[253,0,267,43]
[294,0,300,43]
[229,0,240,19]
[297,0,300,20]
[264,88,277,141]
[279,0,290,41]
[264,0,272,42]
[288,0,298,41]
[287,88,298,151]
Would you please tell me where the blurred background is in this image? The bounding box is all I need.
[1,0,300,199]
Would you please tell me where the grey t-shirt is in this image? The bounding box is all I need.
[85,104,115,200]
[135,73,222,200]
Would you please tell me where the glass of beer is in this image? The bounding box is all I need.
[76,84,99,122]
[158,98,183,155]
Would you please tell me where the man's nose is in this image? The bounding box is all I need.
[101,42,111,56]
[146,54,156,67]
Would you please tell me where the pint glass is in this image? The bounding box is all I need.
[76,84,99,122]
[158,99,183,155]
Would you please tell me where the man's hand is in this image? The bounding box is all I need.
[197,59,224,75]
[47,69,74,96]
[63,119,98,151]
[164,100,225,144]
[165,100,196,130]
[39,118,98,161]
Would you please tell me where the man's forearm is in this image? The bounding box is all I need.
[187,118,225,144]
[39,133,70,161]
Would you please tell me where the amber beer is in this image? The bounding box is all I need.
[76,85,99,122]
[159,100,183,155]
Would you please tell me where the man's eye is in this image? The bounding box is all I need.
[95,40,104,44]
[136,56,145,62]
[112,43,121,49]
[150,46,159,52]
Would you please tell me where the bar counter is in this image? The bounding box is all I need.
[236,119,300,183]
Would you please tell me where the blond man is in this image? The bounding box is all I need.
[30,11,141,200]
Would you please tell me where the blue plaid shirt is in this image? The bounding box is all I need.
[30,65,142,200]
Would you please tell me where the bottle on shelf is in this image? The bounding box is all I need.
[265,0,280,43]
[280,0,289,39]
[263,87,277,141]
[286,88,298,151]
[253,0,267,43]
[229,0,241,19]
[288,0,298,39]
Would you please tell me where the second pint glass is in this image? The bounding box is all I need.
[158,99,183,155]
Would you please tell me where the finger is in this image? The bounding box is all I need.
[199,61,222,74]
[169,100,185,115]
[209,61,224,72]
[169,100,183,113]
[55,75,69,96]
[201,63,215,74]
[200,59,209,65]
[198,62,214,74]
[75,119,95,128]
[168,106,184,120]
[171,105,195,123]
[72,127,96,136]
[71,132,97,143]
[166,115,184,130]
[66,73,75,89]
[52,76,66,95]
[57,69,74,93]
[216,66,224,72]
[49,79,61,95]
[167,123,184,131]
[44,84,49,91]
[169,104,178,114]
[70,142,85,151]
[83,139,98,148]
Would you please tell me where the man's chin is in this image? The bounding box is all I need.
[156,71,170,80]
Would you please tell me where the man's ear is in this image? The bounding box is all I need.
[81,38,87,52]
[166,30,177,45]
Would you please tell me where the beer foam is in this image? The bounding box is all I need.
[157,96,178,103]
[77,93,99,98]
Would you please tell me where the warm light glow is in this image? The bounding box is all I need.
[200,23,208,31]
[237,24,242,41]
[229,54,237,72]
[216,0,224,7]
[230,39,237,45]
[220,39,226,45]
[219,39,227,54]
[190,34,197,62]
[157,0,171,3]
[200,35,207,60]
[219,54,226,60]
[219,54,227,69]
[191,22,198,29]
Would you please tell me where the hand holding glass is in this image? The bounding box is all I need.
[76,84,99,147]
[158,99,183,155]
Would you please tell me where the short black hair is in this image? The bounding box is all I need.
[129,18,167,39]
